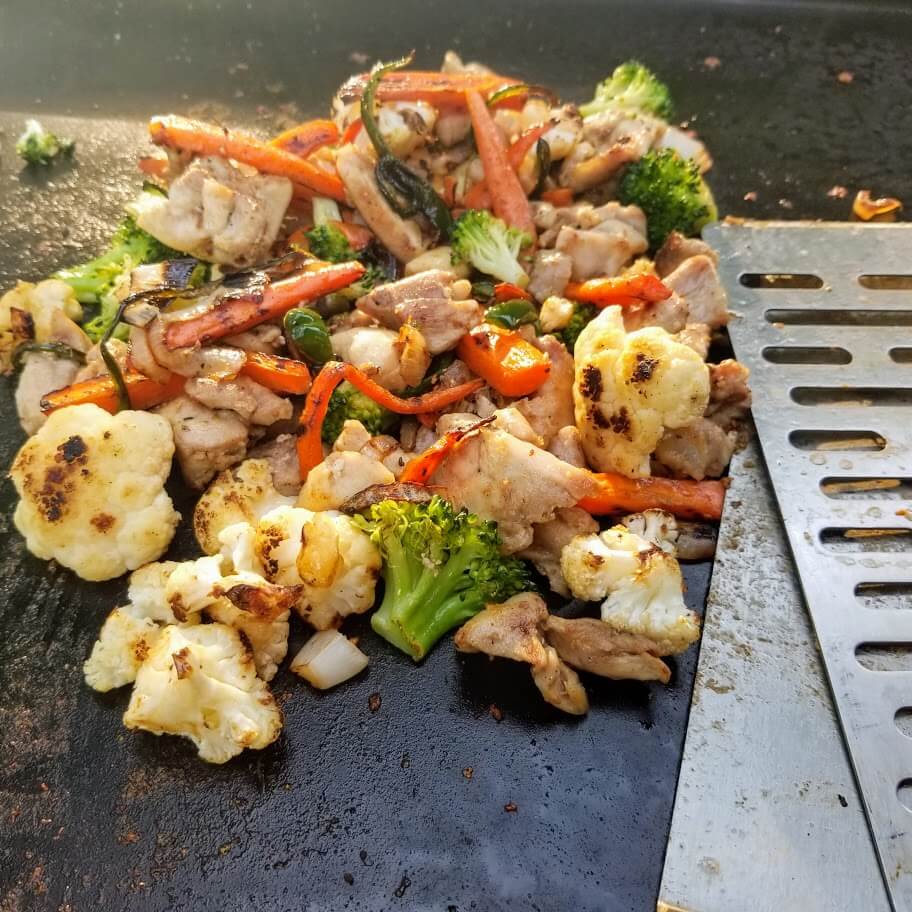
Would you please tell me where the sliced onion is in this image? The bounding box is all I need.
[290,631,368,689]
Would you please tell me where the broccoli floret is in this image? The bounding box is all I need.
[321,381,396,444]
[579,60,673,120]
[450,209,531,287]
[618,149,717,249]
[557,302,597,353]
[305,224,355,262]
[16,119,74,165]
[54,214,180,341]
[354,496,532,660]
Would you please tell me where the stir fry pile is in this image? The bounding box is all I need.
[3,53,750,762]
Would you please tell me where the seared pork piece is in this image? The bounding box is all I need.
[330,326,409,391]
[72,338,130,383]
[454,593,588,715]
[706,359,752,431]
[248,434,302,496]
[433,427,597,552]
[519,507,598,596]
[548,425,587,468]
[622,290,687,334]
[673,323,712,360]
[15,353,81,435]
[336,144,426,263]
[298,451,395,511]
[132,156,292,268]
[654,231,718,277]
[333,419,412,478]
[222,324,284,354]
[356,270,482,354]
[146,316,247,379]
[555,221,648,281]
[156,395,249,489]
[541,104,584,161]
[185,375,292,426]
[662,255,729,328]
[653,417,735,481]
[544,616,671,683]
[515,335,575,445]
[528,249,573,303]
[535,200,647,248]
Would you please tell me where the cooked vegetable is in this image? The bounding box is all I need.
[311,195,343,227]
[54,215,179,341]
[399,416,494,484]
[149,114,346,200]
[465,89,537,237]
[484,298,539,330]
[492,281,533,303]
[240,351,311,395]
[361,55,454,238]
[10,404,180,580]
[556,302,597,352]
[564,273,672,309]
[12,340,86,372]
[83,605,162,693]
[353,496,531,660]
[338,68,511,109]
[533,137,551,196]
[577,471,725,521]
[579,60,673,120]
[322,380,396,444]
[16,119,74,165]
[270,119,339,158]
[450,209,531,287]
[163,261,365,349]
[457,323,551,397]
[40,369,186,415]
[290,630,369,689]
[540,187,574,206]
[284,307,333,365]
[618,149,717,249]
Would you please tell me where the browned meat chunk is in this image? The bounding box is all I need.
[706,359,751,431]
[547,426,587,468]
[185,375,292,426]
[555,222,647,280]
[654,231,719,278]
[673,323,712,360]
[519,507,598,596]
[622,290,687,334]
[15,353,81,435]
[528,249,573,303]
[515,335,576,445]
[248,434,302,496]
[662,255,729,327]
[653,417,735,481]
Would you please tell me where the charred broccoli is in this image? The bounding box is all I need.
[579,61,673,120]
[450,209,531,287]
[618,149,717,249]
[354,496,532,661]
[557,302,597,353]
[321,380,395,444]
[16,119,74,165]
[305,224,390,299]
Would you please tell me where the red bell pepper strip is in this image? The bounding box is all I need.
[540,187,574,206]
[270,119,340,159]
[564,274,673,309]
[457,324,550,398]
[399,416,496,484]
[240,351,312,395]
[492,282,533,303]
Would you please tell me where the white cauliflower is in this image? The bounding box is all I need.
[560,525,700,655]
[572,306,710,476]
[10,404,181,581]
[123,623,283,764]
[193,458,295,555]
[255,505,381,629]
[83,606,162,692]
[206,600,290,683]
[620,509,678,555]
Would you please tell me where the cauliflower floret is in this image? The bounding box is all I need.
[573,306,710,476]
[206,600,290,683]
[619,509,678,555]
[10,404,181,581]
[194,458,295,555]
[560,525,700,655]
[123,623,283,764]
[255,505,381,629]
[83,606,162,692]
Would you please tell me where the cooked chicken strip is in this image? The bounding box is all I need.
[544,615,671,683]
[515,335,576,446]
[555,221,647,281]
[662,255,729,328]
[15,352,80,435]
[185,375,292,426]
[706,359,751,431]
[654,231,719,278]
[528,249,573,304]
[520,507,598,596]
[454,593,588,715]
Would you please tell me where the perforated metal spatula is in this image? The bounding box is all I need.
[708,221,912,910]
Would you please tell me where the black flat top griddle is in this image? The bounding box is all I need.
[1,2,910,910]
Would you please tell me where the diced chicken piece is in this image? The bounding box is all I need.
[519,507,598,596]
[132,156,292,268]
[336,144,426,263]
[654,231,719,278]
[653,417,735,481]
[156,395,249,489]
[436,112,473,146]
[15,352,80,435]
[331,326,409,391]
[544,615,671,683]
[622,290,687,334]
[454,592,588,715]
[673,323,712,360]
[662,255,729,328]
[656,126,713,173]
[221,324,284,354]
[555,222,648,281]
[515,335,575,445]
[706,359,752,431]
[145,315,247,379]
[356,270,482,355]
[298,451,395,511]
[185,375,292,426]
[541,104,583,161]
[433,427,597,552]
[248,434,302,496]
[333,419,413,478]
[377,101,438,157]
[586,202,648,236]
[404,245,470,278]
[548,425,587,468]
[528,250,573,303]
[441,49,494,76]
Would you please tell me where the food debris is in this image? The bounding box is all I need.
[743,191,757,202]
[836,70,854,84]
[702,56,722,71]
[368,692,382,713]
[118,831,140,845]
[463,767,474,780]
[489,703,504,722]
[827,185,848,199]
[838,794,848,808]
[853,189,902,222]
[778,198,793,210]
[394,874,412,898]
[503,802,518,813]
[343,872,355,885]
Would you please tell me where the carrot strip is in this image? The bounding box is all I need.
[149,115,347,201]
[493,282,533,303]
[465,90,536,238]
[442,175,457,208]
[578,472,726,521]
[295,362,485,478]
[341,118,363,145]
[327,219,373,250]
[338,70,512,110]
[462,181,493,211]
[164,261,365,350]
[507,123,551,171]
[270,119,339,159]
[241,351,311,395]
[457,325,550,398]
[540,187,573,206]
[41,370,186,416]
[138,155,169,178]
[564,274,672,309]
[399,417,496,484]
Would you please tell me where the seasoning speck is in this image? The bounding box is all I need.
[463,767,474,780]
[394,874,411,898]
[504,802,518,813]
[837,70,854,84]
[743,191,757,202]
[827,185,848,199]
[703,56,722,70]
[838,794,848,808]
[343,872,354,885]
[489,703,504,722]
[368,692,381,713]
